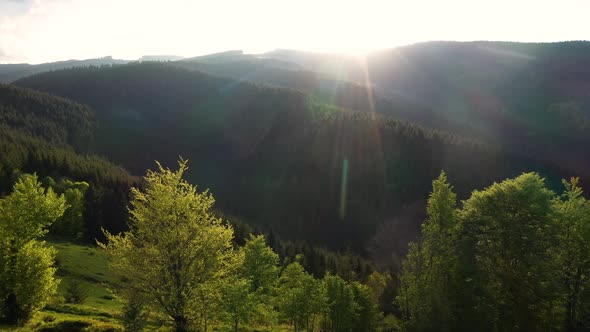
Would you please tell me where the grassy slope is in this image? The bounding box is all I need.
[1,242,125,331]
[53,242,123,311]
[2,242,290,331]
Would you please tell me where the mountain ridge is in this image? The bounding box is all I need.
[12,61,582,254]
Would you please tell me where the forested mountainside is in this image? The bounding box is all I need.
[3,42,590,331]
[7,42,590,176]
[264,42,590,174]
[174,51,456,138]
[13,63,579,255]
[0,84,135,240]
[0,83,374,281]
[0,84,94,148]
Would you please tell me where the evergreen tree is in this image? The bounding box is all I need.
[64,279,88,304]
[397,171,458,331]
[122,290,148,332]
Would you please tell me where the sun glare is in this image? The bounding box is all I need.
[0,0,588,63]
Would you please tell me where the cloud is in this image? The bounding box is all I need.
[0,0,589,64]
[0,0,32,15]
[0,47,19,62]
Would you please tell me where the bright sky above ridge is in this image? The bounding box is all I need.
[0,0,588,64]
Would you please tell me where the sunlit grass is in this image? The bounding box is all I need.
[5,242,293,331]
[53,242,124,312]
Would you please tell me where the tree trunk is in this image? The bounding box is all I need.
[4,240,20,324]
[4,293,18,325]
[234,319,239,332]
[569,267,583,331]
[173,316,189,332]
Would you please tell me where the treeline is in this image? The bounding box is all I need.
[13,63,582,255]
[4,159,590,331]
[0,160,390,331]
[397,171,590,331]
[209,214,377,283]
[99,160,390,332]
[0,140,376,284]
[0,84,377,281]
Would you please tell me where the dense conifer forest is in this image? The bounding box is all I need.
[13,60,584,252]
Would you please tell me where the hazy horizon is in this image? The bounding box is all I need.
[4,39,590,65]
[1,0,589,64]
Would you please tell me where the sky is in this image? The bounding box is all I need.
[0,0,588,64]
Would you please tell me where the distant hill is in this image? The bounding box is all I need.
[182,50,252,63]
[140,55,185,62]
[0,56,130,83]
[170,43,590,177]
[177,50,461,137]
[13,63,577,254]
[263,42,590,175]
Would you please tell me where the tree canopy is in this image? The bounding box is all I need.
[398,172,590,331]
[0,173,66,324]
[99,160,236,332]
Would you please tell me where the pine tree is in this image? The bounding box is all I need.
[397,171,458,331]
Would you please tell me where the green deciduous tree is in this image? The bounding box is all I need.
[554,178,590,330]
[396,172,590,331]
[0,173,66,324]
[365,270,390,305]
[194,281,221,332]
[351,281,380,332]
[278,262,326,331]
[323,274,358,332]
[220,277,256,332]
[99,160,236,332]
[238,234,280,329]
[49,178,89,239]
[459,173,559,331]
[242,234,279,294]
